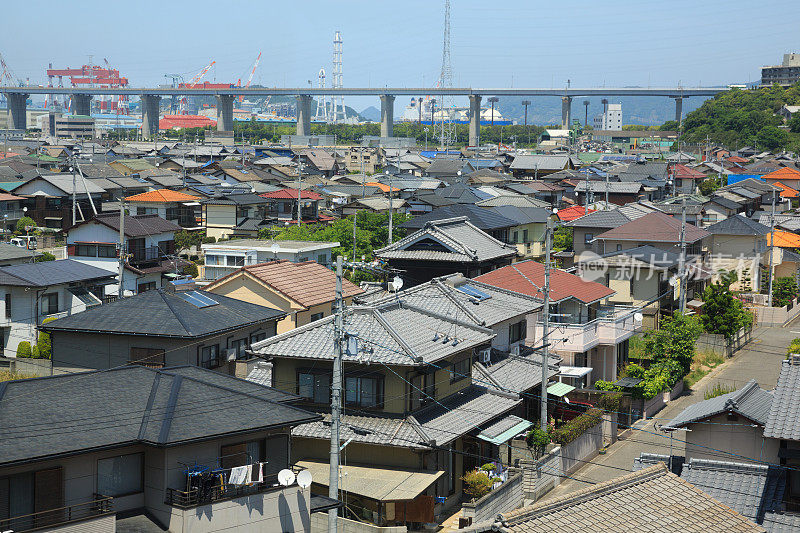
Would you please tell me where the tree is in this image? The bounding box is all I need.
[15,216,36,234]
[553,226,573,251]
[698,177,720,196]
[175,230,205,253]
[645,312,703,374]
[772,276,799,308]
[789,115,800,134]
[756,125,790,151]
[701,271,753,338]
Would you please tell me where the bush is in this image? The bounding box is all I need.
[36,316,57,360]
[201,236,217,244]
[182,262,199,278]
[17,341,31,358]
[596,392,624,412]
[526,427,550,455]
[34,252,56,262]
[705,383,736,400]
[15,216,36,234]
[461,469,493,499]
[773,277,799,308]
[787,338,800,357]
[550,408,604,446]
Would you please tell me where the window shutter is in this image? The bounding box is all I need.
[34,467,63,527]
[263,435,289,478]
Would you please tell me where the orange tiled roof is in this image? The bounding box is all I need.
[558,205,595,222]
[774,182,799,198]
[762,167,800,181]
[768,230,800,248]
[365,182,400,193]
[125,189,200,203]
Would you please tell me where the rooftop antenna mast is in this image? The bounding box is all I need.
[332,31,346,124]
[438,0,455,150]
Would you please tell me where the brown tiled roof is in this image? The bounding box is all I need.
[208,260,363,308]
[473,463,764,533]
[475,259,614,304]
[595,211,710,244]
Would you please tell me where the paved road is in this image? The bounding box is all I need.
[539,324,796,500]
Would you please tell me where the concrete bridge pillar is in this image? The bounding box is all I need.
[295,95,312,136]
[380,94,395,138]
[672,96,684,127]
[73,94,92,117]
[5,93,28,130]
[561,96,573,129]
[216,94,235,132]
[140,95,161,140]
[468,95,482,147]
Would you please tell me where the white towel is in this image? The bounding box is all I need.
[229,465,249,485]
[245,464,252,484]
[256,462,264,483]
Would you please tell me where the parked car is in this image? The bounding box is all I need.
[9,235,37,250]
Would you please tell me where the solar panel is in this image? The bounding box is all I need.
[177,290,219,308]
[456,284,492,301]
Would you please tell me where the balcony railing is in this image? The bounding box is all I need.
[165,474,280,510]
[129,245,161,264]
[0,496,113,532]
[534,306,642,352]
[0,209,25,220]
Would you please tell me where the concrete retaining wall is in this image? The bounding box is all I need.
[754,298,800,326]
[520,447,563,502]
[0,355,52,376]
[560,421,603,476]
[310,513,406,533]
[462,469,524,524]
[695,325,752,358]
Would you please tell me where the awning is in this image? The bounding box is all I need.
[558,366,593,379]
[614,377,643,388]
[296,461,445,502]
[310,494,343,514]
[547,383,576,397]
[477,415,533,445]
[183,201,201,206]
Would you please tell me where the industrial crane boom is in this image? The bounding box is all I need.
[239,53,261,102]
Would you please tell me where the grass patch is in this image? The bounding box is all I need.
[704,383,736,400]
[0,369,36,382]
[683,351,725,389]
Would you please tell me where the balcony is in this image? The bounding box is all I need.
[129,245,161,265]
[165,474,280,510]
[0,496,114,532]
[533,306,642,353]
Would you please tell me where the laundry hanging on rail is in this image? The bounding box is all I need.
[229,465,249,485]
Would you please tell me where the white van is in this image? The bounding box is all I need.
[10,236,37,250]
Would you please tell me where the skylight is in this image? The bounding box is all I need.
[176,291,219,308]
[456,284,492,301]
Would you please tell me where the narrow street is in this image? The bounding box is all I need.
[539,323,797,500]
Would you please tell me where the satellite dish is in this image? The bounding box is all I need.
[634,312,643,322]
[297,469,312,489]
[392,276,404,291]
[278,469,296,487]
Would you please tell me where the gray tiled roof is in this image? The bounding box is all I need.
[412,385,521,446]
[0,259,115,287]
[41,287,285,338]
[376,217,517,263]
[510,154,572,171]
[574,181,643,194]
[711,196,744,210]
[665,379,772,429]
[0,365,318,467]
[473,353,560,394]
[465,463,765,533]
[485,205,550,224]
[764,359,800,441]
[590,245,681,270]
[75,212,181,238]
[475,195,550,208]
[564,208,632,228]
[762,512,800,532]
[250,300,495,366]
[0,242,42,262]
[292,412,431,450]
[706,214,770,236]
[401,204,518,231]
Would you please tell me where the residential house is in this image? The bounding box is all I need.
[762,167,800,190]
[205,260,363,334]
[345,146,382,173]
[664,379,778,464]
[407,192,457,215]
[201,192,271,239]
[464,463,764,532]
[108,158,157,176]
[201,239,339,281]
[423,158,475,181]
[250,299,524,525]
[504,181,564,206]
[0,365,320,532]
[375,216,517,287]
[509,154,576,178]
[705,215,770,292]
[338,196,409,216]
[44,280,285,375]
[0,243,41,265]
[12,174,106,230]
[0,259,116,357]
[261,188,324,223]
[125,189,203,230]
[486,205,549,258]
[565,202,661,257]
[0,192,26,232]
[575,181,645,206]
[295,148,338,176]
[591,211,710,257]
[476,260,635,386]
[557,205,595,223]
[764,356,800,510]
[66,212,187,294]
[670,163,706,194]
[400,204,517,243]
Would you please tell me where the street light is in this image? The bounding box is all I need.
[522,100,531,146]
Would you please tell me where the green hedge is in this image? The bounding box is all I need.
[596,391,624,412]
[550,408,604,446]
[596,360,684,400]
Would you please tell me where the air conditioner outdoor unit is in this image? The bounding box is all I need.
[479,349,491,364]
[510,344,521,356]
[226,348,237,362]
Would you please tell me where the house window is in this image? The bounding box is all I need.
[97,453,143,497]
[298,371,331,404]
[75,244,97,257]
[584,233,594,244]
[450,357,470,383]
[345,375,384,408]
[221,440,265,470]
[0,467,63,528]
[523,229,529,242]
[230,338,248,359]
[199,344,220,369]
[136,207,158,216]
[574,352,587,367]
[4,293,10,319]
[129,347,165,367]
[205,255,221,266]
[97,244,117,258]
[616,244,622,251]
[512,231,518,243]
[137,281,156,293]
[317,253,328,265]
[617,339,629,375]
[508,320,527,344]
[310,312,324,322]
[226,255,245,267]
[409,372,434,411]
[41,293,58,316]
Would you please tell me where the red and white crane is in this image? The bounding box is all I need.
[239,52,261,102]
[179,60,215,114]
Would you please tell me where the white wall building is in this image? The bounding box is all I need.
[201,239,340,281]
[602,103,623,131]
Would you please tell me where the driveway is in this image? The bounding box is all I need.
[538,324,796,500]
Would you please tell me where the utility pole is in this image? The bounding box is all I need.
[605,172,609,209]
[118,200,125,299]
[388,165,394,244]
[328,255,344,533]
[678,197,687,314]
[297,160,304,225]
[768,190,776,307]
[584,169,590,215]
[71,163,77,226]
[541,218,552,431]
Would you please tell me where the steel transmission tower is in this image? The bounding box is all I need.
[438,0,455,149]
[332,31,346,123]
[314,67,329,122]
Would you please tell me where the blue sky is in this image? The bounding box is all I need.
[2,0,798,111]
